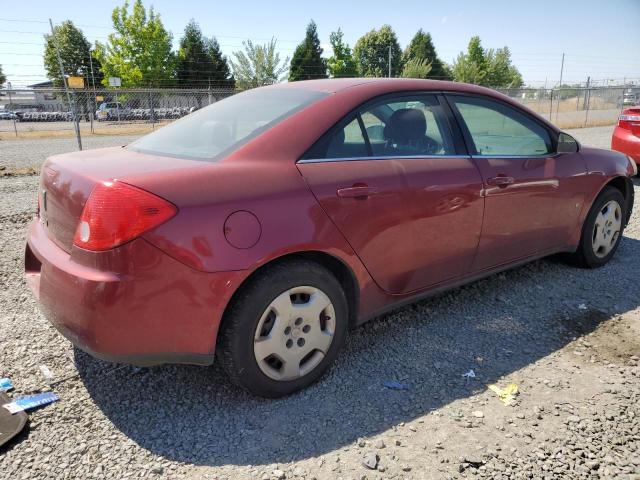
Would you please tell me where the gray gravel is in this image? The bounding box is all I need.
[0,126,639,479]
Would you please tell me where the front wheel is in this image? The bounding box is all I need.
[217,260,348,398]
[568,186,626,268]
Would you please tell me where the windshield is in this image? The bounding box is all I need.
[129,88,327,161]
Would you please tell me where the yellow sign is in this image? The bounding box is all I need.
[95,96,104,102]
[68,76,85,89]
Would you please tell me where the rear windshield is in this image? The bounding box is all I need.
[129,88,327,161]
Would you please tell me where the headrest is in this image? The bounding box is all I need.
[385,108,426,143]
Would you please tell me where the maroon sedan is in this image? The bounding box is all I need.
[25,79,636,397]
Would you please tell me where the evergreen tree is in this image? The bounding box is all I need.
[402,30,451,80]
[176,20,234,88]
[289,20,327,81]
[327,29,356,78]
[452,36,523,88]
[0,64,6,88]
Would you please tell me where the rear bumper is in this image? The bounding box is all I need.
[612,127,640,164]
[25,219,246,366]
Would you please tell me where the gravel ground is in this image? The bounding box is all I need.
[1,125,639,479]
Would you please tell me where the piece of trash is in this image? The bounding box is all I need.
[0,378,13,392]
[462,369,476,378]
[449,410,464,418]
[361,451,379,469]
[578,304,587,310]
[2,392,59,414]
[472,410,484,418]
[383,381,409,390]
[488,383,519,406]
[39,364,54,382]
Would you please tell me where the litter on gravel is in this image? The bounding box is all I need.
[2,392,59,414]
[0,379,13,392]
[488,383,519,406]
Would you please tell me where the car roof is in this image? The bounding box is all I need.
[268,77,501,96]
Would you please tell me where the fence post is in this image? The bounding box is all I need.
[7,82,17,138]
[49,18,82,151]
[549,90,554,122]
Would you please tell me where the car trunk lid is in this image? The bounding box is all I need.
[39,146,209,253]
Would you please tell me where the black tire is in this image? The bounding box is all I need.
[567,186,626,268]
[217,259,348,398]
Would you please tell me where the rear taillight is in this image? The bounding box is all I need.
[73,181,177,251]
[618,113,640,131]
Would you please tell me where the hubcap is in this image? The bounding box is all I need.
[592,200,622,258]
[253,286,335,381]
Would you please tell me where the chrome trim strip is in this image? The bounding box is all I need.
[298,154,471,164]
[470,153,561,159]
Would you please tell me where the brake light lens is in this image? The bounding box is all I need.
[73,181,177,251]
[618,113,640,131]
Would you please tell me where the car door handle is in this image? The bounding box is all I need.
[486,176,515,188]
[336,185,379,199]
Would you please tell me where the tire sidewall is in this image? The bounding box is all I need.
[224,263,348,397]
[580,188,625,267]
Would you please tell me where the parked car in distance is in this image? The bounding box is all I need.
[622,88,640,107]
[95,101,124,121]
[612,107,640,167]
[0,110,17,120]
[25,79,636,397]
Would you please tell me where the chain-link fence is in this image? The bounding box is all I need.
[0,87,236,143]
[497,86,632,129]
[0,84,636,146]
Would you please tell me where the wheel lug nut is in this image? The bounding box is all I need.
[297,338,305,347]
[294,317,303,326]
[302,325,310,333]
[286,339,293,348]
[284,326,291,335]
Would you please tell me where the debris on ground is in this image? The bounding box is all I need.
[0,378,13,392]
[488,383,519,406]
[2,392,59,414]
[462,369,476,378]
[383,381,409,390]
[361,451,378,470]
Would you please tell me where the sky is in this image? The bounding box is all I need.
[1,0,639,88]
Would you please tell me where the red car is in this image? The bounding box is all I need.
[612,107,640,166]
[25,79,636,397]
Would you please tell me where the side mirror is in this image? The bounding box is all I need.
[557,132,579,154]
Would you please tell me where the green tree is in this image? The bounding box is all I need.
[176,20,234,88]
[402,30,450,80]
[327,29,356,78]
[401,58,432,79]
[485,47,523,88]
[43,21,101,88]
[94,0,174,87]
[0,64,6,88]
[452,36,523,88]
[353,25,402,77]
[289,20,327,81]
[231,39,288,89]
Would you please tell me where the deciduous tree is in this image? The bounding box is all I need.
[94,0,175,87]
[43,21,102,88]
[326,29,356,78]
[231,39,288,89]
[0,64,6,88]
[289,20,327,81]
[452,36,523,88]
[401,58,432,79]
[353,25,402,77]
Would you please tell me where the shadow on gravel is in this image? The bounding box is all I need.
[76,236,640,467]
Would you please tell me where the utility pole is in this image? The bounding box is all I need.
[388,46,392,78]
[556,53,565,123]
[49,18,82,150]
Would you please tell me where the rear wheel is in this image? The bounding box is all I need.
[218,260,348,398]
[568,186,625,268]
